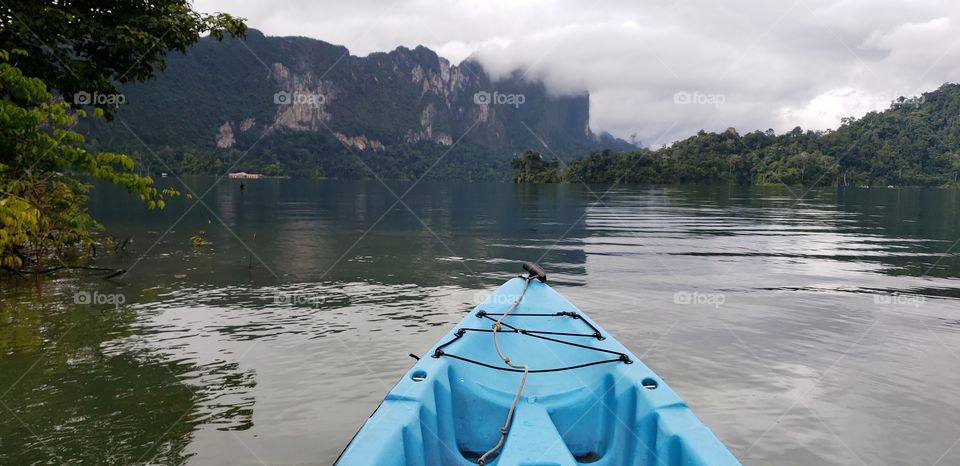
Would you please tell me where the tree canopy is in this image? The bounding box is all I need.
[0,2,245,275]
[511,150,561,183]
[0,0,245,116]
[519,84,960,187]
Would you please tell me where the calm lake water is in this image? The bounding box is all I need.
[2,179,960,465]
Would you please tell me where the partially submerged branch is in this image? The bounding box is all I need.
[35,265,126,278]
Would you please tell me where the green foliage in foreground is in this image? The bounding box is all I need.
[520,85,960,187]
[0,1,246,275]
[0,0,246,118]
[0,51,177,272]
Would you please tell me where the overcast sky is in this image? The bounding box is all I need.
[194,0,960,146]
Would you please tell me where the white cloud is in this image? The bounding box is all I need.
[194,0,960,146]
[776,87,906,130]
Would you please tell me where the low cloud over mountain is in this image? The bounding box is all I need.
[195,0,960,146]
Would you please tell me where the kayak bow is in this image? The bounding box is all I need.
[337,264,739,465]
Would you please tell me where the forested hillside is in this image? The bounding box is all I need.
[526,84,960,187]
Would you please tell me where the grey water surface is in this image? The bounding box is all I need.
[1,179,959,465]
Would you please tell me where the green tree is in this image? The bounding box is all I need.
[0,0,245,116]
[0,2,245,274]
[0,50,176,272]
[511,150,561,183]
[518,84,960,187]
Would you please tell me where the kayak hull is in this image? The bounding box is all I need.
[337,277,739,465]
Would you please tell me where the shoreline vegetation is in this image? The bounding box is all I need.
[137,84,960,187]
[514,84,960,188]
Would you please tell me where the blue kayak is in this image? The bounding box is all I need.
[337,264,740,465]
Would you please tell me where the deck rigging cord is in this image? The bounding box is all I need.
[434,312,631,373]
[429,263,631,465]
[476,274,533,466]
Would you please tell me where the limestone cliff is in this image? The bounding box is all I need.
[91,29,631,170]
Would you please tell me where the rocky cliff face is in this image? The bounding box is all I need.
[92,30,627,170]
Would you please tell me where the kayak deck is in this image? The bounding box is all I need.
[337,277,739,465]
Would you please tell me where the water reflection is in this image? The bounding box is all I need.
[571,185,960,465]
[83,179,590,288]
[0,289,254,465]
[2,181,959,465]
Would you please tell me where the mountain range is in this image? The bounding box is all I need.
[85,29,631,180]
